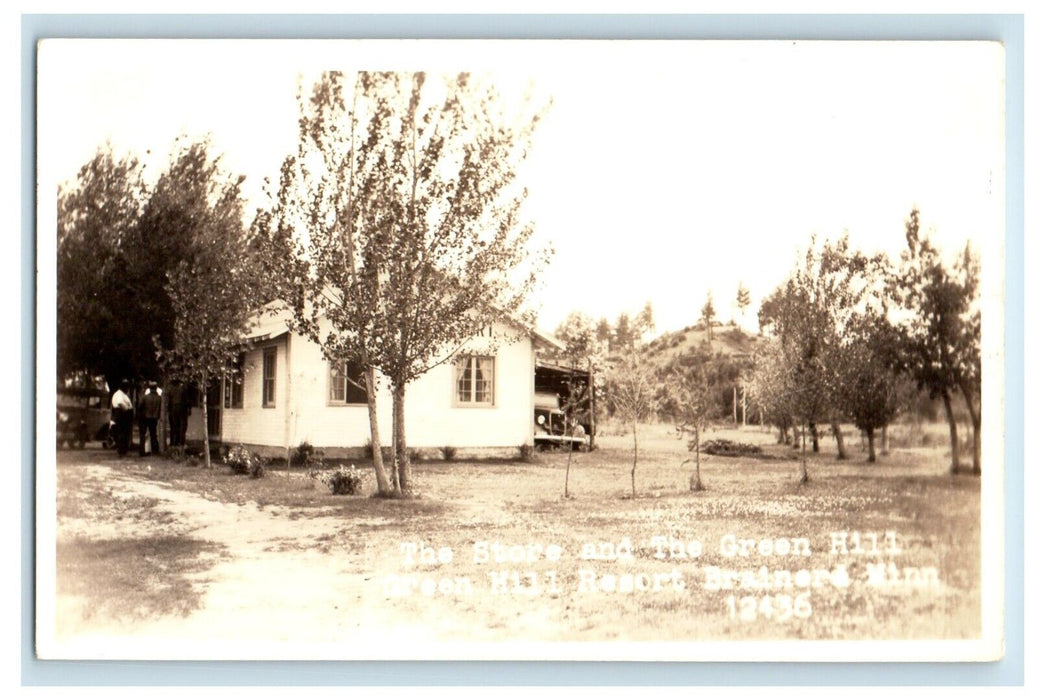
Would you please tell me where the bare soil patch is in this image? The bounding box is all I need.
[51,422,982,653]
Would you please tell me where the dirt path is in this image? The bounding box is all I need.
[55,463,439,656]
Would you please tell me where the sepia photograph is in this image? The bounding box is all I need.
[35,38,1006,662]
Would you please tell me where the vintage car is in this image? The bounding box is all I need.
[533,392,588,450]
[56,386,113,449]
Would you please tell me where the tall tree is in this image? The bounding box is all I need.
[57,147,148,387]
[700,291,716,344]
[736,282,751,324]
[154,139,261,469]
[891,209,981,474]
[595,317,612,349]
[747,339,797,446]
[955,244,982,474]
[274,71,550,496]
[759,235,873,478]
[636,301,656,342]
[607,350,658,498]
[662,355,716,491]
[554,311,605,451]
[842,312,908,462]
[613,312,634,352]
[255,71,395,494]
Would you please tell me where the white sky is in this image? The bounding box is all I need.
[38,39,1004,336]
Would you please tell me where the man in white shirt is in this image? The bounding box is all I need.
[111,380,133,456]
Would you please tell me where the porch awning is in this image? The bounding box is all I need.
[242,305,291,344]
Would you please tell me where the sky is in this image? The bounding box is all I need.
[38,39,1004,337]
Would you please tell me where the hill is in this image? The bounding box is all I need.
[641,321,759,371]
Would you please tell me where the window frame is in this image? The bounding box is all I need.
[328,361,369,407]
[223,352,245,409]
[453,354,496,408]
[262,347,277,408]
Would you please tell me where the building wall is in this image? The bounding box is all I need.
[221,335,291,447]
[186,335,290,449]
[209,320,537,453]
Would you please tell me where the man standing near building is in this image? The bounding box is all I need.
[111,380,133,457]
[141,381,162,456]
[168,379,191,454]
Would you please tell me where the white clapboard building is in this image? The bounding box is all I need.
[185,304,570,459]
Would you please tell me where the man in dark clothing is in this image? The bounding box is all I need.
[168,380,192,451]
[141,382,162,455]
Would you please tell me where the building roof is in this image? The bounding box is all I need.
[245,299,563,352]
[243,301,291,343]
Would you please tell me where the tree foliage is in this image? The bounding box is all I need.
[699,291,716,343]
[661,355,718,491]
[255,71,397,493]
[57,147,148,386]
[890,209,981,473]
[607,350,658,498]
[260,71,551,495]
[154,139,261,469]
[747,339,798,446]
[758,235,875,478]
[736,282,751,321]
[842,312,909,462]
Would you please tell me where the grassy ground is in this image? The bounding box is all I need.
[55,459,224,627]
[53,420,982,643]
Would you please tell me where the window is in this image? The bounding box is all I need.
[223,353,244,408]
[455,355,494,406]
[329,361,368,405]
[262,347,276,407]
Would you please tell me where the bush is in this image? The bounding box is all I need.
[313,465,364,495]
[700,439,762,457]
[293,441,318,466]
[519,443,536,462]
[224,444,266,478]
[441,446,457,461]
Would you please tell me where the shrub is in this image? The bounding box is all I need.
[293,441,317,466]
[313,465,364,495]
[700,439,762,457]
[441,446,457,461]
[518,443,536,462]
[224,444,266,478]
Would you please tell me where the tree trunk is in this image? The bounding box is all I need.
[199,375,211,469]
[810,422,819,453]
[940,388,960,473]
[732,386,738,426]
[972,416,981,476]
[588,361,596,451]
[564,423,573,498]
[690,423,703,491]
[365,366,393,495]
[960,385,981,475]
[392,382,413,496]
[866,427,876,463]
[159,378,168,454]
[832,421,847,460]
[630,420,638,498]
[799,418,809,483]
